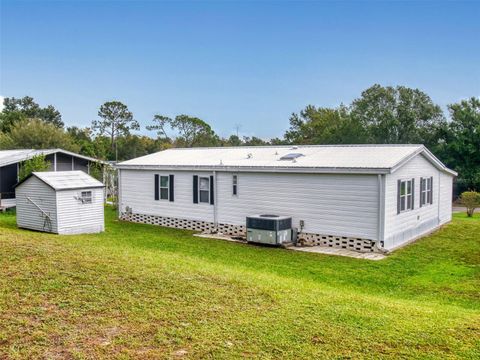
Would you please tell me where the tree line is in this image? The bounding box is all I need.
[0,84,478,192]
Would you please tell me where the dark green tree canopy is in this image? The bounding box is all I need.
[440,97,480,191]
[148,114,219,147]
[0,118,80,152]
[350,84,446,146]
[285,104,366,145]
[0,96,63,131]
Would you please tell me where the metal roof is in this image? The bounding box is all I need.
[116,144,457,175]
[19,171,104,191]
[0,149,104,168]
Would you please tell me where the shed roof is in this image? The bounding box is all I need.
[116,144,456,175]
[17,171,104,191]
[0,149,104,168]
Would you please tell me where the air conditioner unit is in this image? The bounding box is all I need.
[246,214,293,245]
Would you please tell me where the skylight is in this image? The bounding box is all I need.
[279,153,304,161]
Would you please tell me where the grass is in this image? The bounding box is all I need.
[0,208,479,359]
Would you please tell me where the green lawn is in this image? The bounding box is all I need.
[0,209,479,359]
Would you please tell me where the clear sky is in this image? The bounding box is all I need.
[1,0,479,139]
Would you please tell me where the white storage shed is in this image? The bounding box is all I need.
[15,171,105,234]
[116,145,456,253]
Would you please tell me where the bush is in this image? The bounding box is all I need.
[19,154,50,181]
[460,191,480,217]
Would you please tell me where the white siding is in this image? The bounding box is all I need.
[15,177,58,233]
[383,154,454,250]
[56,188,104,234]
[439,171,453,224]
[120,170,379,241]
[217,172,379,240]
[120,170,214,222]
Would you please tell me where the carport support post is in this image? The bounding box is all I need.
[53,153,57,171]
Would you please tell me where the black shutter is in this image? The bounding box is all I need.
[419,177,423,207]
[154,174,159,200]
[169,174,174,202]
[210,175,214,205]
[430,176,434,204]
[411,178,415,209]
[193,175,198,203]
[397,180,401,214]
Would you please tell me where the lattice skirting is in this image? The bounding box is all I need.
[297,233,376,252]
[120,212,377,252]
[120,212,247,237]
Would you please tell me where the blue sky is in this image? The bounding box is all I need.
[1,1,479,139]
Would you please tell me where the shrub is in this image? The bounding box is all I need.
[19,154,50,181]
[460,191,480,217]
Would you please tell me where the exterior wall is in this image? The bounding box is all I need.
[216,172,379,240]
[56,187,104,234]
[383,154,453,250]
[120,169,214,223]
[120,169,379,242]
[439,171,453,225]
[15,177,58,233]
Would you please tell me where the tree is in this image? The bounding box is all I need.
[92,101,140,160]
[18,154,50,181]
[116,134,169,161]
[350,84,445,146]
[146,115,171,140]
[0,118,80,152]
[460,191,480,217]
[149,114,219,147]
[284,105,366,144]
[242,136,268,146]
[439,97,480,192]
[67,126,97,158]
[0,96,63,131]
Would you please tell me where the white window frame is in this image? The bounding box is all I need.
[80,190,92,204]
[232,174,238,196]
[399,179,413,212]
[159,175,169,201]
[420,177,432,206]
[198,176,210,204]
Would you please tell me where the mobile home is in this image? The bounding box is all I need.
[116,145,456,252]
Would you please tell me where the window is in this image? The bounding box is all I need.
[232,175,238,196]
[420,177,433,206]
[399,179,413,212]
[199,177,210,203]
[80,191,92,204]
[160,176,169,200]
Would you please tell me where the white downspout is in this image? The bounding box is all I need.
[117,168,121,218]
[377,174,385,249]
[213,170,218,229]
[437,169,441,224]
